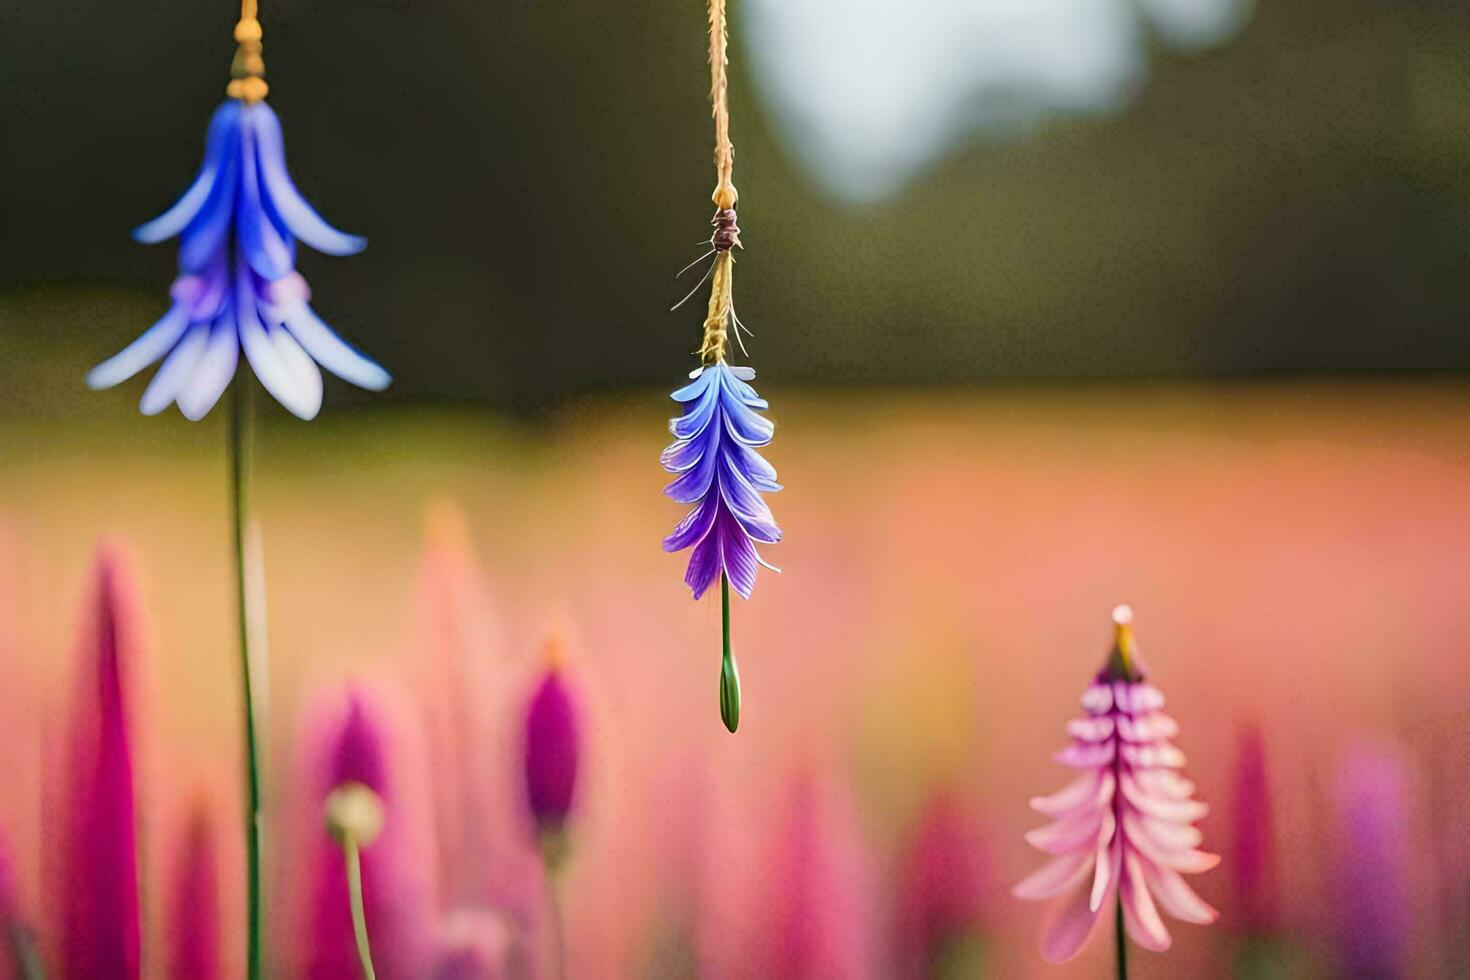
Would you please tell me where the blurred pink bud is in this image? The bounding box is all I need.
[288,685,437,978]
[523,655,580,835]
[62,547,142,979]
[0,830,40,980]
[1228,724,1278,935]
[430,908,517,980]
[1014,608,1218,963]
[1333,743,1415,979]
[166,804,220,980]
[758,771,876,979]
[895,791,988,978]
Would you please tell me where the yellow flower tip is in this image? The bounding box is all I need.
[1108,604,1140,679]
[325,781,385,848]
[234,17,263,44]
[711,184,738,210]
[544,635,565,672]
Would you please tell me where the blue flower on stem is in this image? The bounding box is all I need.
[661,363,782,600]
[88,99,389,420]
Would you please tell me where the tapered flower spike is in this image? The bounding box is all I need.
[289,686,437,979]
[87,0,388,420]
[522,644,581,860]
[1228,724,1278,937]
[62,547,144,980]
[1014,605,1219,966]
[167,804,222,980]
[1332,743,1414,978]
[662,0,781,733]
[896,792,989,978]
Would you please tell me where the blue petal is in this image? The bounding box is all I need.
[133,101,241,244]
[236,123,297,281]
[722,397,774,446]
[139,322,211,415]
[176,319,240,421]
[726,439,782,493]
[720,513,759,599]
[279,304,391,391]
[684,530,723,600]
[659,434,704,473]
[669,382,719,440]
[177,130,241,274]
[663,424,719,503]
[670,368,713,402]
[248,103,367,256]
[237,267,319,420]
[86,306,190,390]
[717,456,782,544]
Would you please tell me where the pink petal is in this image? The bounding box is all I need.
[1080,683,1112,714]
[1123,813,1220,873]
[1120,742,1186,769]
[1040,874,1109,964]
[1121,852,1173,952]
[1025,808,1104,855]
[1029,772,1102,816]
[1115,712,1179,742]
[1089,815,1121,912]
[1066,716,1114,742]
[1013,850,1094,901]
[1134,769,1196,800]
[1141,859,1219,925]
[1054,740,1115,769]
[1120,772,1208,823]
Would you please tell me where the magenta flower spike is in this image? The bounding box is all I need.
[167,805,221,980]
[896,792,988,977]
[522,651,580,843]
[1228,724,1278,936]
[61,547,144,980]
[1332,744,1414,978]
[1014,605,1218,964]
[758,772,876,978]
[289,686,437,979]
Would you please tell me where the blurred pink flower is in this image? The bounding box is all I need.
[756,771,876,979]
[429,908,517,980]
[895,791,988,977]
[1333,743,1415,979]
[1228,723,1278,935]
[61,547,143,979]
[166,804,220,980]
[286,685,438,978]
[0,830,40,980]
[1014,606,1218,963]
[523,657,580,837]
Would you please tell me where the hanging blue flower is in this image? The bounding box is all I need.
[88,96,388,420]
[661,362,782,600]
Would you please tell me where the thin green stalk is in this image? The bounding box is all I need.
[546,862,567,980]
[344,838,376,980]
[718,573,740,732]
[1115,897,1128,980]
[231,377,264,980]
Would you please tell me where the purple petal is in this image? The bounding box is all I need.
[236,123,297,281]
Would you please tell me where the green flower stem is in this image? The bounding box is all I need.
[1115,896,1128,980]
[343,836,376,980]
[231,377,265,980]
[719,573,741,733]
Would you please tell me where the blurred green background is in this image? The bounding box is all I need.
[2,0,1470,416]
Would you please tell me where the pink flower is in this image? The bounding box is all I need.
[1228,723,1278,935]
[166,804,220,980]
[895,791,988,978]
[1013,605,1218,963]
[1332,743,1414,978]
[61,547,143,979]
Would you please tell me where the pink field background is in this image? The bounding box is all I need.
[2,379,1468,977]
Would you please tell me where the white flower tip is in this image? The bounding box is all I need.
[1111,604,1134,626]
[84,367,112,391]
